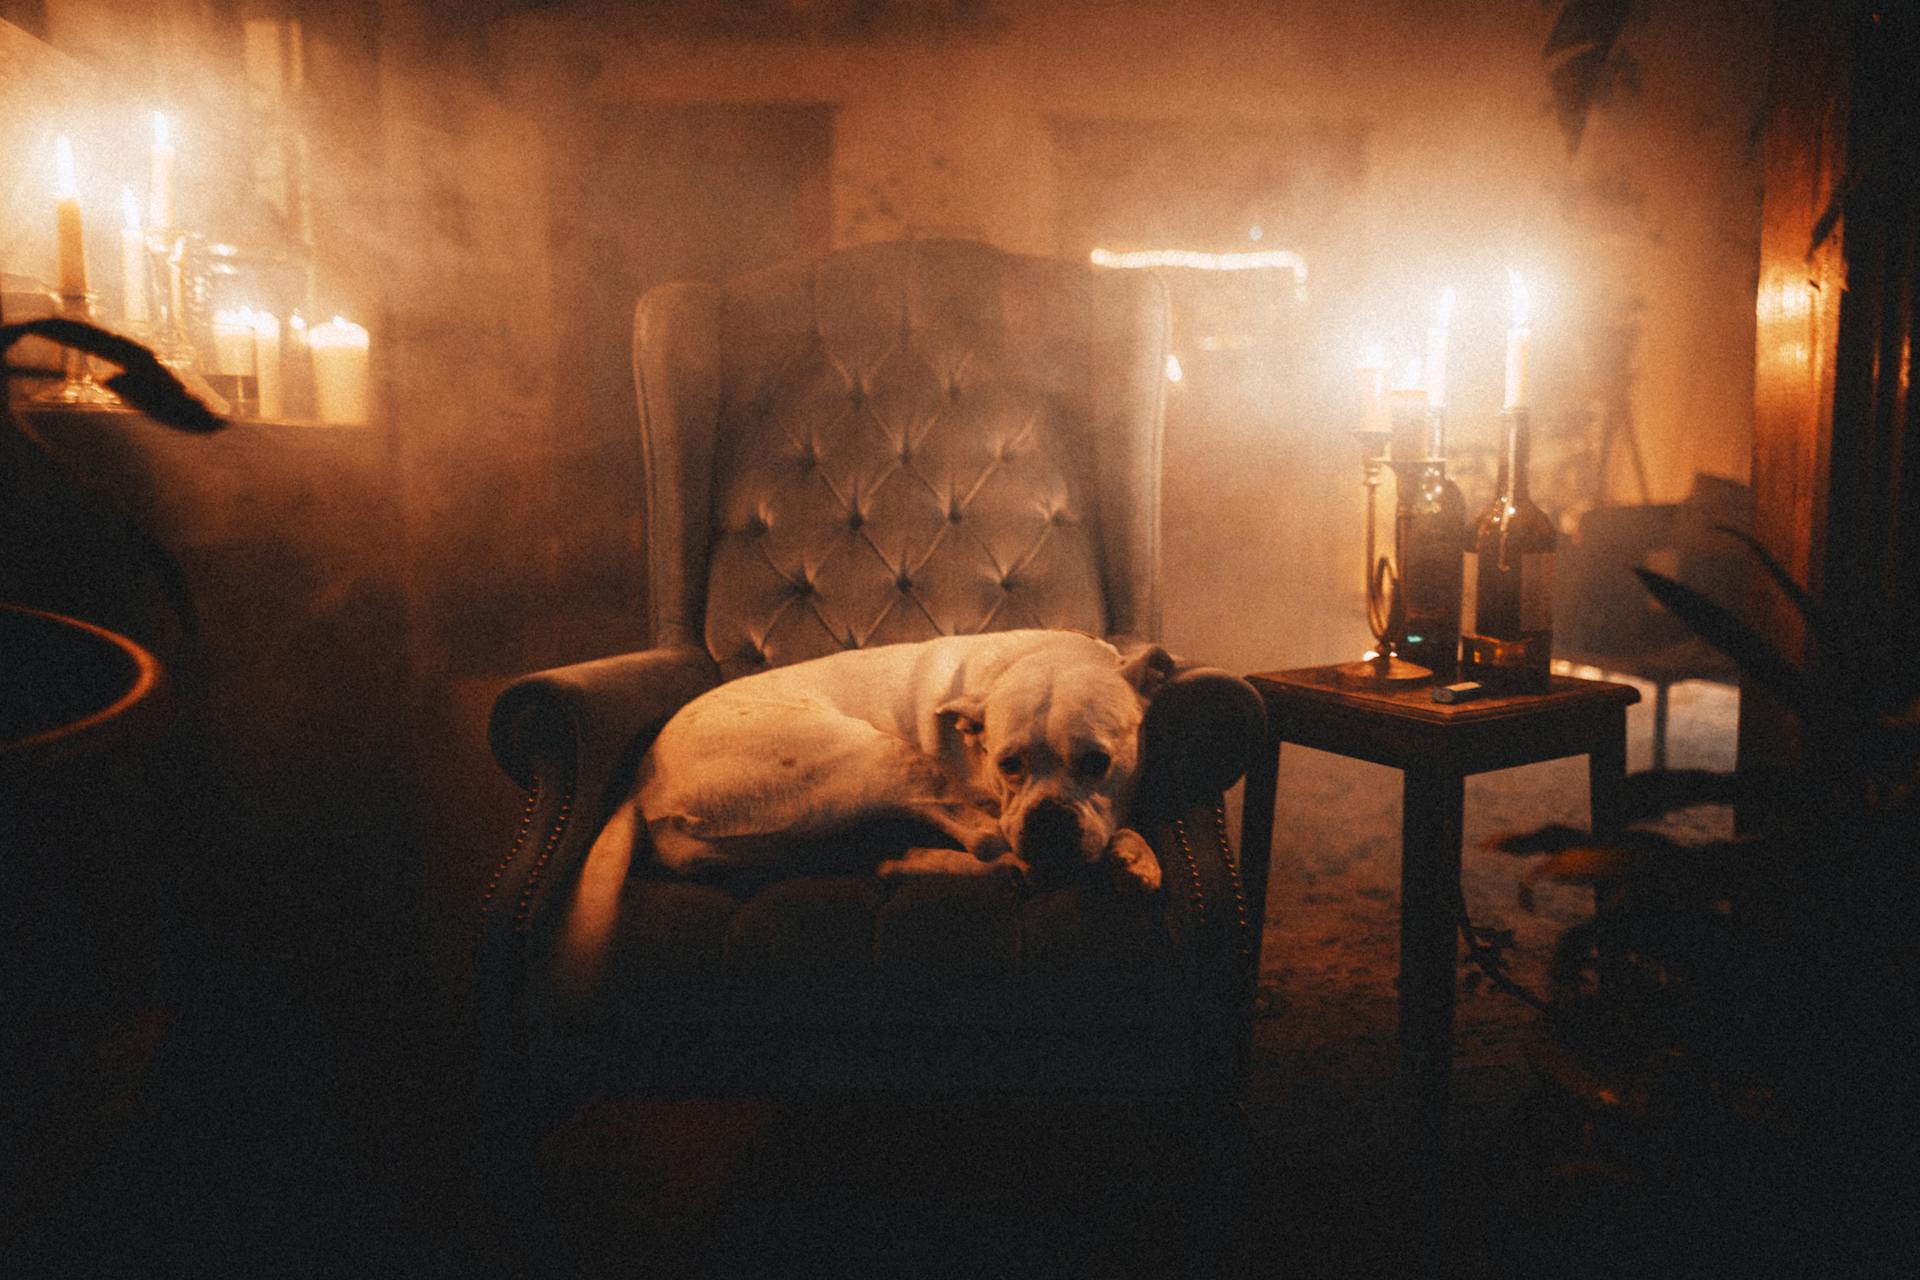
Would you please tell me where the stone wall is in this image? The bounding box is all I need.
[489,0,1770,673]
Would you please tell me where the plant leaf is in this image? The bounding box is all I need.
[1633,567,1808,712]
[1524,845,1648,886]
[1708,523,1823,630]
[4,317,222,433]
[1544,0,1634,58]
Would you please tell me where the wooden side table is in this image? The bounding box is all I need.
[1239,666,1639,1118]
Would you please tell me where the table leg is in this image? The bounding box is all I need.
[1588,708,1629,839]
[1399,769,1464,1124]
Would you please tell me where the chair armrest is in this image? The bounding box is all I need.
[472,644,721,1134]
[1131,670,1267,1092]
[477,645,718,974]
[488,644,720,793]
[1139,667,1267,808]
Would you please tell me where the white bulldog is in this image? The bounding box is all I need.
[589,630,1172,893]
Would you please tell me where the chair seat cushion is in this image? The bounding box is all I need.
[552,866,1197,1094]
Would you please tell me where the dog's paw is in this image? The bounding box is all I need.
[982,851,1031,890]
[878,846,1028,885]
[1104,828,1162,896]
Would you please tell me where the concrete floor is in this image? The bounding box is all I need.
[24,676,1825,1280]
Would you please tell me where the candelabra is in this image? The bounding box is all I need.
[1336,423,1432,687]
[30,291,119,405]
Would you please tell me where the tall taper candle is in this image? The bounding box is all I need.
[1503,270,1531,410]
[1355,342,1389,436]
[53,136,89,297]
[252,310,284,419]
[1424,285,1455,410]
[149,112,176,229]
[120,187,149,322]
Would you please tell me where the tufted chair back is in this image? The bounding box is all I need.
[633,240,1170,680]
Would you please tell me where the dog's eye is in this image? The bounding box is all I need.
[1074,750,1112,780]
[996,753,1024,778]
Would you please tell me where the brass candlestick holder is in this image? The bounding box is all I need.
[1337,426,1431,687]
[30,292,120,406]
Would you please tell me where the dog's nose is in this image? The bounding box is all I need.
[1019,800,1081,860]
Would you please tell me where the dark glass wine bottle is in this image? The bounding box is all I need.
[1395,410,1465,680]
[1460,410,1556,693]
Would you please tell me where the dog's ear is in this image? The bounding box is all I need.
[1119,643,1177,700]
[936,692,988,739]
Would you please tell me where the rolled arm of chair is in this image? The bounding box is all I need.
[1134,667,1269,1092]
[478,645,719,963]
[1139,666,1266,807]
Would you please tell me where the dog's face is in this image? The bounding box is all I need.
[939,644,1173,872]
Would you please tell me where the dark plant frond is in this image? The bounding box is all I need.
[1488,822,1593,857]
[1708,524,1824,632]
[1523,842,1661,887]
[1543,0,1636,153]
[2,318,222,433]
[1543,0,1634,57]
[1633,567,1808,712]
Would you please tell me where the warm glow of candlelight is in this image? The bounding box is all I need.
[121,185,140,231]
[153,111,170,149]
[54,135,77,199]
[1436,285,1457,329]
[1164,353,1184,383]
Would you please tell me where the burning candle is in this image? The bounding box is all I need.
[1503,270,1532,410]
[210,306,259,413]
[309,315,371,425]
[149,112,177,229]
[1424,286,1455,409]
[1355,342,1389,436]
[53,136,89,298]
[251,310,284,419]
[120,187,149,323]
[211,308,256,376]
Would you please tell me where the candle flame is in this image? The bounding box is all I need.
[121,186,140,231]
[1436,285,1457,328]
[53,135,77,199]
[1508,269,1532,330]
[1164,353,1184,383]
[153,111,172,148]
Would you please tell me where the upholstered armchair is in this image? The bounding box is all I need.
[475,240,1267,1126]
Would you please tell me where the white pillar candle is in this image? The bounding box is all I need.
[1355,342,1389,435]
[119,187,149,322]
[251,310,283,419]
[1424,285,1455,409]
[53,136,89,297]
[309,315,370,425]
[1503,270,1531,410]
[211,308,257,376]
[149,112,177,229]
